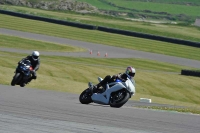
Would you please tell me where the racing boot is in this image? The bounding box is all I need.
[87,82,98,94]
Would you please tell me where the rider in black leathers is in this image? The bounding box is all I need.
[18,51,40,84]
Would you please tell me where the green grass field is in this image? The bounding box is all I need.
[1,5,200,43]
[0,17,200,111]
[77,0,200,16]
[127,0,200,4]
[76,0,200,17]
[0,34,85,52]
[109,0,199,16]
[1,14,200,61]
[0,8,200,113]
[1,49,200,109]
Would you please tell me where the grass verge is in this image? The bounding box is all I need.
[0,34,85,52]
[136,106,200,115]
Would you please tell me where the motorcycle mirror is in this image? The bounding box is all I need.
[88,82,93,88]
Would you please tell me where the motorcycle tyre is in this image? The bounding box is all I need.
[79,89,93,104]
[109,91,130,108]
[11,73,21,86]
[20,83,26,87]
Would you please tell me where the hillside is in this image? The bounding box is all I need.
[0,0,98,13]
[76,0,200,23]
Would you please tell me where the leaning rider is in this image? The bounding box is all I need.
[91,66,136,93]
[18,51,40,85]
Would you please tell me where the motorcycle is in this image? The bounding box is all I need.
[79,76,135,108]
[11,60,33,87]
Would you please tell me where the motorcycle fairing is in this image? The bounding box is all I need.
[15,60,32,85]
[125,78,135,95]
[91,82,126,105]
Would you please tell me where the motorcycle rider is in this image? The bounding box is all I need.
[90,66,136,93]
[18,51,40,85]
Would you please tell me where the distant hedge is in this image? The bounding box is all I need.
[97,26,200,48]
[181,70,200,77]
[0,10,96,30]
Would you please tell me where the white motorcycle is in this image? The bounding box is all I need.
[79,76,135,108]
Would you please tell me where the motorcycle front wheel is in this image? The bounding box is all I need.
[11,73,22,86]
[109,89,130,108]
[79,89,93,104]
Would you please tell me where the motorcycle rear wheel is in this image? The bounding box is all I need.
[79,89,93,104]
[11,73,22,86]
[109,89,130,108]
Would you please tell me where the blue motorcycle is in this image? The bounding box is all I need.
[11,60,33,87]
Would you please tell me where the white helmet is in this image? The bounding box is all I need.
[125,66,135,78]
[32,51,40,61]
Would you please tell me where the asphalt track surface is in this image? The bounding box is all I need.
[0,85,200,133]
[0,28,200,133]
